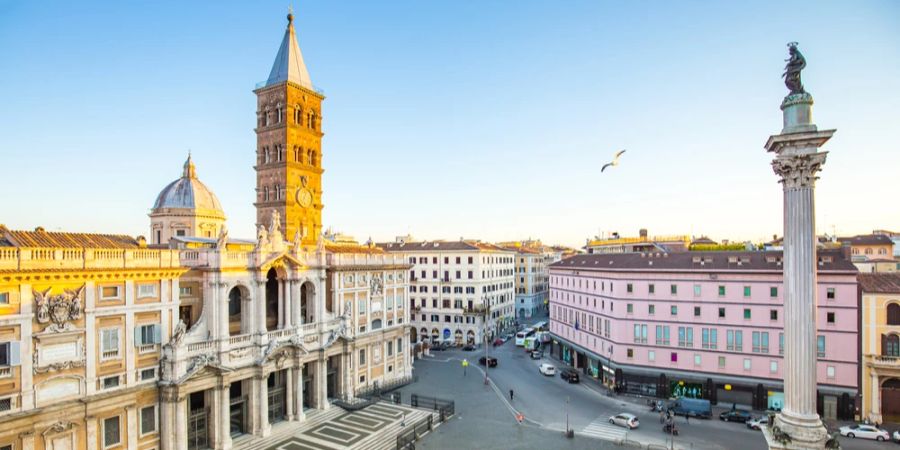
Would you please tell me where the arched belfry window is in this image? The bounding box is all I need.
[263,186,269,202]
[888,303,900,326]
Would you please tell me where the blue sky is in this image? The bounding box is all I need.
[1,1,898,247]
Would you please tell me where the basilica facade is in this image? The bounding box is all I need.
[0,13,411,450]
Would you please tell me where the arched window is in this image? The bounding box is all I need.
[263,186,269,202]
[310,151,317,167]
[888,303,900,326]
[274,184,280,200]
[264,147,271,164]
[879,248,887,255]
[865,248,873,255]
[294,106,302,125]
[371,319,383,330]
[306,149,313,165]
[852,248,859,255]
[886,334,900,357]
[293,146,300,162]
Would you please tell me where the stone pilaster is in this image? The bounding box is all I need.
[294,363,306,421]
[762,92,835,450]
[159,388,178,450]
[217,383,232,450]
[85,417,98,450]
[175,395,188,450]
[316,355,328,410]
[255,374,271,437]
[256,280,268,337]
[19,431,34,450]
[126,405,138,450]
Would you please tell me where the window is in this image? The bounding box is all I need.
[0,292,8,305]
[826,365,836,379]
[718,285,726,296]
[358,299,366,315]
[693,285,701,297]
[670,352,678,362]
[770,287,778,297]
[678,327,693,347]
[670,305,678,316]
[359,349,366,365]
[718,356,726,368]
[670,284,677,295]
[648,350,655,361]
[770,361,778,373]
[627,283,633,293]
[826,288,835,300]
[779,333,784,355]
[103,416,121,448]
[888,304,900,325]
[770,310,778,321]
[102,375,119,390]
[140,367,157,381]
[137,283,157,299]
[884,335,899,356]
[0,342,20,367]
[649,304,655,315]
[633,324,647,344]
[727,330,743,351]
[101,329,120,360]
[743,358,751,371]
[827,312,835,324]
[627,303,633,313]
[694,306,701,317]
[397,338,403,353]
[718,307,725,318]
[752,331,769,353]
[817,335,825,357]
[743,308,751,320]
[100,286,120,300]
[743,286,751,297]
[655,325,670,345]
[387,342,394,356]
[702,328,717,349]
[694,354,701,366]
[140,405,157,435]
[179,286,192,297]
[649,284,655,294]
[627,348,634,358]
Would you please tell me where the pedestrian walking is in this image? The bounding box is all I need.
[510,389,515,401]
[659,411,665,424]
[685,413,690,424]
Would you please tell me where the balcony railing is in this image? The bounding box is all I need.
[866,354,900,368]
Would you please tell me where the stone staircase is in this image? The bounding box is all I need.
[234,406,344,450]
[348,404,441,450]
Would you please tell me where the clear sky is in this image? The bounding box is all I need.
[1,1,898,248]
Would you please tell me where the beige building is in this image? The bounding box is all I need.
[378,239,515,346]
[839,234,896,273]
[585,229,690,254]
[859,272,900,424]
[0,226,185,450]
[498,242,552,319]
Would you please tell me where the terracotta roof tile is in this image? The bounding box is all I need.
[0,225,139,249]
[858,273,900,293]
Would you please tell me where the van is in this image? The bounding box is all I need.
[668,398,712,419]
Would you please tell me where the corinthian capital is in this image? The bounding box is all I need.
[771,152,827,189]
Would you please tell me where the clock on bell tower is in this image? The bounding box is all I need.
[254,12,324,246]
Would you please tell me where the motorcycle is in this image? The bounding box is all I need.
[663,422,679,436]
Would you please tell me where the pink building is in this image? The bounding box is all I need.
[548,249,858,420]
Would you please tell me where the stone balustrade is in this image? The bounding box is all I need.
[0,246,180,271]
[326,252,408,268]
[866,354,900,368]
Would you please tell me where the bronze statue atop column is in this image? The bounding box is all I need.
[783,42,806,95]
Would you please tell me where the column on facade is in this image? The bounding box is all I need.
[290,280,302,326]
[316,356,328,409]
[870,372,881,421]
[158,389,176,450]
[175,396,188,450]
[256,280,268,336]
[217,383,232,450]
[85,418,98,450]
[277,280,285,329]
[343,349,353,400]
[19,284,35,406]
[284,279,293,328]
[255,374,271,436]
[218,282,230,341]
[18,432,34,450]
[285,367,295,420]
[126,406,138,450]
[294,363,306,421]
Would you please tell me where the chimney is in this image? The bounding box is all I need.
[639,228,648,238]
[840,242,851,261]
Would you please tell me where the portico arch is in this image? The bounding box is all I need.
[227,285,251,336]
[300,281,315,323]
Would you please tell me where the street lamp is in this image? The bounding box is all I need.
[483,295,491,385]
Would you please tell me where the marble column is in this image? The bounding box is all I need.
[255,374,271,437]
[343,349,354,400]
[285,367,295,421]
[256,280,268,338]
[126,406,138,450]
[316,356,329,409]
[284,279,293,328]
[277,281,284,329]
[217,383,232,450]
[218,282,230,341]
[175,396,188,450]
[294,363,306,421]
[85,418,98,450]
[159,390,177,450]
[764,89,835,450]
[870,372,881,422]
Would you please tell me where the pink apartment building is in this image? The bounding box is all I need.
[548,249,858,420]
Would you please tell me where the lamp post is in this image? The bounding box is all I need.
[483,295,491,385]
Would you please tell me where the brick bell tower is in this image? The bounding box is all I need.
[254,12,324,246]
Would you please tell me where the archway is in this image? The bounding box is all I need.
[410,328,418,343]
[466,330,475,345]
[881,378,900,420]
[265,268,280,331]
[454,329,463,346]
[300,281,315,324]
[431,328,439,343]
[420,328,428,342]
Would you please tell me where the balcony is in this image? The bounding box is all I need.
[462,306,487,316]
[866,354,900,369]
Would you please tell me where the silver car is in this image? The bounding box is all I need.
[609,413,639,429]
[838,424,890,441]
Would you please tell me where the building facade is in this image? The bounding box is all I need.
[858,273,900,424]
[585,229,690,254]
[839,234,896,273]
[548,250,859,420]
[379,240,515,346]
[499,243,551,319]
[0,226,184,450]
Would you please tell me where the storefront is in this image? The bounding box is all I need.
[670,380,705,399]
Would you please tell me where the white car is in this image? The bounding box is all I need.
[838,424,890,441]
[539,363,556,376]
[746,416,769,430]
[893,430,900,443]
[609,413,640,429]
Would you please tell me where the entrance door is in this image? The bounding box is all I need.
[823,395,837,420]
[882,378,900,421]
[268,371,286,423]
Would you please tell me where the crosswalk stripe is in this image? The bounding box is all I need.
[579,417,627,442]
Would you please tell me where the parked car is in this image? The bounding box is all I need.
[492,338,504,346]
[462,345,476,351]
[608,413,640,429]
[530,350,543,359]
[719,410,752,423]
[539,363,556,376]
[893,429,900,443]
[668,398,712,419]
[746,416,769,430]
[478,356,498,367]
[559,368,580,383]
[839,424,890,441]
[431,342,448,351]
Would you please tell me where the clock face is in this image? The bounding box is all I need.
[295,188,313,208]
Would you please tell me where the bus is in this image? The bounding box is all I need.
[515,328,535,346]
[532,321,547,332]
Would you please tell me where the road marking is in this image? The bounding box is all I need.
[580,417,627,443]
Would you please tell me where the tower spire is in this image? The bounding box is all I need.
[264,9,312,89]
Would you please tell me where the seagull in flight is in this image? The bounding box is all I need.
[601,149,627,172]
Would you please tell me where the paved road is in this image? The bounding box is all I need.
[400,314,892,450]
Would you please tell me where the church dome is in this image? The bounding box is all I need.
[152,156,226,219]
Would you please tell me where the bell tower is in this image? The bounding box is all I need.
[254,12,324,245]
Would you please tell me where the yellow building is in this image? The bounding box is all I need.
[840,234,896,273]
[0,225,185,450]
[859,272,900,424]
